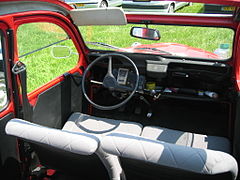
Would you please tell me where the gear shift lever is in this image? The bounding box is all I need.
[139,96,152,118]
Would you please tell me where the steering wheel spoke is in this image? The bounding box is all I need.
[90,80,103,85]
[102,56,118,90]
[107,56,113,76]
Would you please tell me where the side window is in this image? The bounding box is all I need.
[0,33,8,110]
[17,22,79,92]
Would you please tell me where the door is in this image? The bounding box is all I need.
[0,1,86,179]
[15,17,83,127]
[0,20,21,179]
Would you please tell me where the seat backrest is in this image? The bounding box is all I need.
[101,133,238,180]
[5,119,110,179]
[5,119,99,156]
[5,119,128,180]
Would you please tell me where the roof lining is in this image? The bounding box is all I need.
[0,1,69,16]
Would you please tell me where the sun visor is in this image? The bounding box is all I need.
[70,7,127,26]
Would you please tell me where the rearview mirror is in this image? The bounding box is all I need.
[130,27,160,41]
[51,46,71,59]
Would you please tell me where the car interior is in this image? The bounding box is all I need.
[3,4,240,180]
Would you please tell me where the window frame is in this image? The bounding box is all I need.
[14,14,84,98]
[0,30,10,112]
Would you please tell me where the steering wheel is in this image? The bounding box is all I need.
[82,53,139,110]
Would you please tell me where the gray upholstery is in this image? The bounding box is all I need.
[101,133,238,180]
[70,8,127,26]
[63,112,143,137]
[7,115,237,180]
[142,126,231,153]
[5,119,99,155]
[63,112,143,180]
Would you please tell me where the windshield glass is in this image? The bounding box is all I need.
[79,24,234,60]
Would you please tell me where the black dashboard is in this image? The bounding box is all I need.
[88,52,233,101]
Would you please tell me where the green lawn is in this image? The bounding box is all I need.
[18,23,79,92]
[176,3,204,13]
[79,24,233,55]
[17,3,234,92]
[79,3,233,53]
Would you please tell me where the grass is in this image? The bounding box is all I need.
[17,23,79,92]
[79,3,233,53]
[79,24,233,54]
[16,3,234,92]
[176,3,204,13]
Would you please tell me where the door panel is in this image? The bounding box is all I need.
[32,73,83,128]
[0,113,21,180]
[0,4,85,180]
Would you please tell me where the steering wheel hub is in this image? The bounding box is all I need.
[103,76,117,90]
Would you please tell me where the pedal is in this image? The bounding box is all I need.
[31,166,47,180]
[147,110,153,118]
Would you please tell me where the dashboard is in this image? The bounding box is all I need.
[88,52,233,101]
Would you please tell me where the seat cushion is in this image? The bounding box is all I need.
[63,112,143,137]
[101,133,238,180]
[142,126,231,153]
[62,112,142,180]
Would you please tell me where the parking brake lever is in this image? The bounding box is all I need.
[139,96,152,118]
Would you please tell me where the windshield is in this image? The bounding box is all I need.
[79,24,234,60]
[78,2,235,61]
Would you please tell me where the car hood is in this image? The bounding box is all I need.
[122,43,220,59]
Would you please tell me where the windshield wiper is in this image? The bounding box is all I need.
[135,47,173,55]
[86,42,174,55]
[86,41,121,50]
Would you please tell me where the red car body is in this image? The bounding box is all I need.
[123,43,220,59]
[0,0,240,179]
